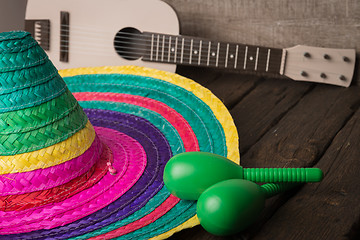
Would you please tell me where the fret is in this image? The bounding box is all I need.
[207,41,211,66]
[156,35,160,61]
[161,35,165,62]
[234,45,239,69]
[198,40,202,65]
[243,46,248,69]
[167,36,172,62]
[150,34,154,61]
[174,37,178,63]
[266,49,271,72]
[189,39,193,64]
[180,38,184,63]
[225,44,229,68]
[216,42,220,67]
[254,47,259,71]
[280,49,287,75]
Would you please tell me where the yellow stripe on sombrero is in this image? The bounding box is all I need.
[0,121,95,174]
[59,65,240,236]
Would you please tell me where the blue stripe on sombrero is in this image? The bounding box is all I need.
[1,108,172,240]
[64,73,227,156]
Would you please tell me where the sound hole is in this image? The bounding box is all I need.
[114,27,145,60]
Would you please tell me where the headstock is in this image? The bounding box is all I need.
[283,45,356,87]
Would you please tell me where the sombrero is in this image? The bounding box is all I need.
[0,31,239,239]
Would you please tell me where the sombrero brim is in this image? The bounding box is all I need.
[1,66,239,239]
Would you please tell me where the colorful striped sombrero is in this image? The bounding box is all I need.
[0,31,239,239]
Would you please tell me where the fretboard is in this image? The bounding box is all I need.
[142,32,283,75]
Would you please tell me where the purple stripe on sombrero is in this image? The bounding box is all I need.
[1,109,171,239]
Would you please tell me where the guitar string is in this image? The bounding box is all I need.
[36,24,350,62]
[35,24,286,64]
[54,43,335,67]
[55,44,284,64]
[53,32,284,63]
[37,33,338,65]
[35,25,283,53]
[34,26,345,75]
[52,46,341,76]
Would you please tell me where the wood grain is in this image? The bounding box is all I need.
[252,107,360,240]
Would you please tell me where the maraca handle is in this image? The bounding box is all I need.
[244,168,323,182]
[261,183,300,198]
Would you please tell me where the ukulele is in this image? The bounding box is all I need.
[25,0,356,87]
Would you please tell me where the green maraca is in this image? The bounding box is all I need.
[197,179,296,236]
[163,151,323,200]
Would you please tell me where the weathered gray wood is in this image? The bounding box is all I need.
[252,107,360,240]
[164,0,360,85]
[205,71,261,108]
[240,84,360,168]
[229,79,312,154]
[236,84,360,239]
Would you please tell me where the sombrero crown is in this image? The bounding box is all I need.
[0,31,239,239]
[0,31,99,203]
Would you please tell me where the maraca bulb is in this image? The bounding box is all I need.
[164,152,244,200]
[197,179,265,236]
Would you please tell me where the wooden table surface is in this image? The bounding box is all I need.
[167,66,360,240]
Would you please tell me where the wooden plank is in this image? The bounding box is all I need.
[240,84,360,168]
[233,84,360,239]
[229,79,312,154]
[251,106,360,240]
[163,0,360,85]
[205,72,261,108]
[176,65,221,86]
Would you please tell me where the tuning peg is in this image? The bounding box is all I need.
[163,152,323,200]
[197,179,297,236]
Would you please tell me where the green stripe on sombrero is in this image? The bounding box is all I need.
[0,37,48,73]
[0,31,36,53]
[0,60,60,95]
[65,74,227,156]
[0,102,88,155]
[0,89,78,134]
[0,73,67,114]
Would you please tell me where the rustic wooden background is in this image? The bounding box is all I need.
[163,0,360,85]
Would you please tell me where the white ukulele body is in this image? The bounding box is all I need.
[25,0,179,71]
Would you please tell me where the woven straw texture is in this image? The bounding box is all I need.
[0,89,78,134]
[0,135,102,196]
[0,121,95,174]
[0,31,239,240]
[60,66,239,163]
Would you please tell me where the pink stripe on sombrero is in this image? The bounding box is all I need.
[0,135,101,196]
[90,195,179,240]
[0,138,107,212]
[73,92,199,152]
[0,127,147,234]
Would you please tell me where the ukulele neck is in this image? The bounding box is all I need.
[142,32,284,75]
